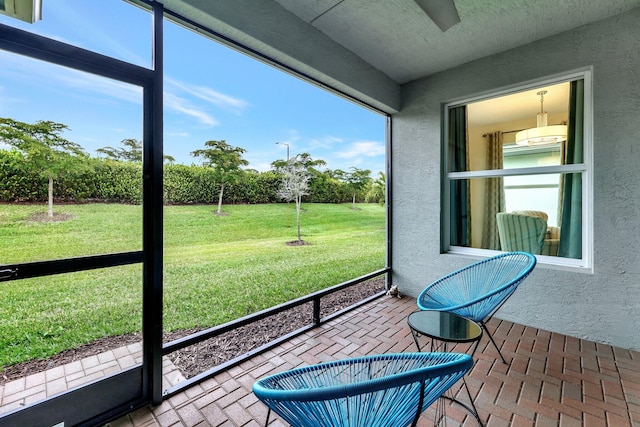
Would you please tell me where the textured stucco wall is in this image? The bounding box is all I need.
[392,8,640,350]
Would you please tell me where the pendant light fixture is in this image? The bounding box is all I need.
[0,0,42,23]
[515,90,567,146]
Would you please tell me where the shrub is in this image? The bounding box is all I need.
[307,173,351,203]
[226,170,281,204]
[91,160,142,203]
[0,150,45,202]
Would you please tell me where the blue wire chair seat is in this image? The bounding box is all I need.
[417,251,536,363]
[253,352,473,427]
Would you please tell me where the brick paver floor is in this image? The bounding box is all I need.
[0,341,186,418]
[2,295,639,426]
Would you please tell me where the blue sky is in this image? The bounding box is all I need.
[0,0,386,175]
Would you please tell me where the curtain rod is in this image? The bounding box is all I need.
[482,128,526,137]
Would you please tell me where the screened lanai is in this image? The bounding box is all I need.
[1,0,639,425]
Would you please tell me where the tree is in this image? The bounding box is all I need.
[273,153,326,243]
[326,168,346,180]
[0,118,88,217]
[97,138,175,163]
[191,140,248,215]
[365,171,386,205]
[97,138,141,162]
[272,152,327,175]
[343,167,372,209]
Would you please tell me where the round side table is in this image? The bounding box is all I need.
[407,310,484,426]
[407,310,482,352]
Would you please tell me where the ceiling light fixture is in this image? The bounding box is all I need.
[515,90,567,146]
[0,0,42,23]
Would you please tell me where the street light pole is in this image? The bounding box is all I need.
[276,141,289,160]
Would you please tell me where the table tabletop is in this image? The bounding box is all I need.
[407,310,482,344]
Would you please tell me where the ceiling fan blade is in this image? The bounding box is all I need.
[415,0,460,32]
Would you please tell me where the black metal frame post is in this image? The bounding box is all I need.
[385,115,393,290]
[141,1,165,406]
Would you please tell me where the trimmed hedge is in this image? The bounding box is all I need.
[307,173,351,204]
[0,150,369,205]
[91,160,142,204]
[0,149,44,202]
[224,171,282,204]
[164,164,215,204]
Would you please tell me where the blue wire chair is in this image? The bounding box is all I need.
[253,352,473,427]
[417,251,536,363]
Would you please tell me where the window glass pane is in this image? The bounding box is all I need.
[503,144,562,169]
[504,175,560,226]
[455,81,576,172]
[0,0,151,68]
[0,52,143,264]
[450,173,581,258]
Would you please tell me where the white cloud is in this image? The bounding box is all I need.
[336,141,385,158]
[166,78,248,113]
[43,4,149,66]
[0,51,142,105]
[287,129,302,140]
[193,86,248,111]
[276,129,302,146]
[57,70,142,104]
[164,93,218,126]
[167,131,191,137]
[308,135,343,150]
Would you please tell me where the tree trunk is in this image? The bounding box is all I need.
[352,192,356,209]
[217,184,224,215]
[48,176,54,218]
[296,195,302,241]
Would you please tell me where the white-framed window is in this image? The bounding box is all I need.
[442,70,592,270]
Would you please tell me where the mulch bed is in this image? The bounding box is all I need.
[0,279,386,385]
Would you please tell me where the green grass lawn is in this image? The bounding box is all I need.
[0,203,385,367]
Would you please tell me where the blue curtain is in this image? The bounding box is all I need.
[558,80,583,259]
[449,106,471,246]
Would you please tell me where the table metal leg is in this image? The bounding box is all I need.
[410,332,484,426]
[441,378,484,426]
[410,329,423,352]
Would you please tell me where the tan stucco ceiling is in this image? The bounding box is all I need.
[272,0,640,84]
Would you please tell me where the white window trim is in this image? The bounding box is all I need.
[442,68,593,273]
